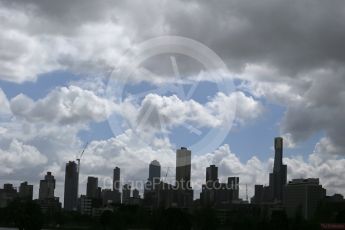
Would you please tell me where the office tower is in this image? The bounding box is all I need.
[64,161,79,211]
[269,137,287,202]
[79,195,92,216]
[252,185,264,204]
[133,189,140,199]
[284,178,326,219]
[176,147,192,189]
[228,177,240,200]
[149,160,161,186]
[39,172,56,200]
[19,181,33,200]
[86,177,98,199]
[206,165,218,184]
[0,184,17,208]
[113,167,120,191]
[122,184,131,204]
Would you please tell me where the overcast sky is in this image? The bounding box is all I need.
[0,0,345,202]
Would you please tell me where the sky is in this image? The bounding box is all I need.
[0,0,345,202]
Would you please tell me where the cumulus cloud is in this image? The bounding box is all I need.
[0,139,47,174]
[119,91,263,134]
[10,86,115,125]
[0,88,10,117]
[280,69,345,154]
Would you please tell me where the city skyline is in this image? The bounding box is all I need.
[1,137,343,206]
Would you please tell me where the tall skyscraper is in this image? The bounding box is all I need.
[64,161,79,211]
[86,177,98,199]
[113,167,120,191]
[206,165,218,184]
[39,172,55,200]
[176,147,192,189]
[19,181,33,200]
[269,137,287,202]
[149,160,161,186]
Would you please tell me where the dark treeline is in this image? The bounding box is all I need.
[0,199,344,230]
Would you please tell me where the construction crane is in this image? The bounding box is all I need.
[76,142,89,198]
[77,141,89,174]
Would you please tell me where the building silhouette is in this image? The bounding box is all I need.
[149,160,161,187]
[19,181,33,200]
[284,178,326,219]
[113,167,120,191]
[64,161,79,211]
[269,137,287,202]
[176,147,192,189]
[37,172,61,215]
[122,184,131,204]
[201,165,240,207]
[79,195,92,216]
[86,177,98,199]
[253,137,287,204]
[39,172,55,200]
[228,177,240,200]
[206,165,218,184]
[0,184,17,208]
[175,147,193,208]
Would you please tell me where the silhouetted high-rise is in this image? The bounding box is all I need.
[122,184,131,204]
[113,167,120,191]
[64,161,79,211]
[206,165,218,184]
[86,177,98,199]
[228,177,240,200]
[19,181,33,200]
[176,147,191,189]
[269,137,287,202]
[284,178,326,219]
[149,160,161,186]
[39,172,55,200]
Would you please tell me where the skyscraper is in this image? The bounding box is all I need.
[176,147,192,189]
[64,161,79,211]
[284,178,326,219]
[206,165,218,184]
[113,167,120,192]
[86,177,98,199]
[269,137,287,202]
[19,181,33,200]
[228,177,240,200]
[39,172,55,200]
[122,184,131,204]
[149,160,161,186]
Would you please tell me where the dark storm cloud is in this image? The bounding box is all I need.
[164,0,345,75]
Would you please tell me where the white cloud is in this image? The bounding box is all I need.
[10,86,115,125]
[118,91,263,134]
[0,139,47,174]
[0,88,11,117]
